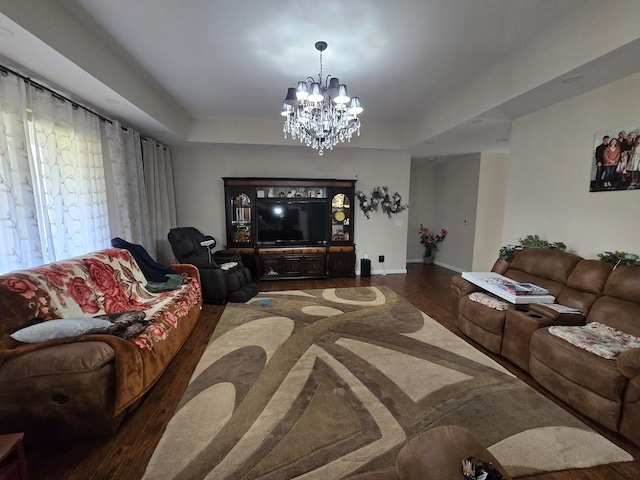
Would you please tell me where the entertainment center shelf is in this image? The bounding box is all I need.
[223,177,356,280]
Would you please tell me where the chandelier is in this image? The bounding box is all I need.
[281,41,363,155]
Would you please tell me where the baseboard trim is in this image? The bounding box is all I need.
[406,258,464,273]
[356,268,407,276]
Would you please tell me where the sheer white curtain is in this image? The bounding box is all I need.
[101,121,151,248]
[28,85,110,262]
[0,73,44,272]
[142,138,177,264]
[0,65,178,274]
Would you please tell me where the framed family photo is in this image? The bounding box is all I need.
[591,125,640,192]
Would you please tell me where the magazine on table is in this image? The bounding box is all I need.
[497,282,549,296]
[542,303,583,315]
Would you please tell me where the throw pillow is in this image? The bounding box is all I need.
[468,291,509,311]
[10,318,113,343]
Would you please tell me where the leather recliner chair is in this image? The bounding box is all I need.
[167,227,258,304]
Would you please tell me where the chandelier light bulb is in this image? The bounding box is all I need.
[296,81,309,101]
[307,83,323,103]
[333,84,350,104]
[281,102,293,116]
[348,97,363,115]
[281,41,362,155]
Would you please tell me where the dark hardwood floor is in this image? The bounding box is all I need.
[24,264,640,479]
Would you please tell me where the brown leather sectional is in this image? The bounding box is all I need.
[450,248,640,446]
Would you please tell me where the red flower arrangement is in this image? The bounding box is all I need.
[419,225,448,257]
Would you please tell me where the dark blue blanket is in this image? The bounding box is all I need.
[111,237,175,282]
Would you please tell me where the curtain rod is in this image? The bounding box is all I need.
[0,63,113,124]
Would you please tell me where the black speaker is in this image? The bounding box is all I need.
[360,258,371,278]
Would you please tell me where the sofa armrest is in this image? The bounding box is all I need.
[450,275,481,321]
[197,267,228,303]
[526,304,586,326]
[170,263,200,285]
[617,348,640,379]
[450,275,479,297]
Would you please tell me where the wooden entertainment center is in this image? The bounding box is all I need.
[223,177,356,280]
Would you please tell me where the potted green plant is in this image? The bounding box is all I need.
[499,235,567,260]
[597,251,640,269]
[419,225,447,264]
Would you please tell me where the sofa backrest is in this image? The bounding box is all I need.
[0,249,152,345]
[167,227,210,263]
[587,266,640,336]
[487,248,640,332]
[500,248,583,297]
[556,259,613,315]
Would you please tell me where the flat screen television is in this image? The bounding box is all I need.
[256,199,327,245]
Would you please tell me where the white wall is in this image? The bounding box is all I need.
[172,144,412,274]
[473,153,509,271]
[504,71,640,259]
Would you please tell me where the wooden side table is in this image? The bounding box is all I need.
[0,433,28,480]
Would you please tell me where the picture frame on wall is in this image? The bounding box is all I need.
[591,125,640,192]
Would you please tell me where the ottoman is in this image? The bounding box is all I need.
[344,425,510,480]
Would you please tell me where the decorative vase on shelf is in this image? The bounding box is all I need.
[423,254,434,264]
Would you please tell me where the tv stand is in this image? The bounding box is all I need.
[223,178,356,280]
[258,246,327,280]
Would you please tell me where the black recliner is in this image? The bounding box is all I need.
[167,227,258,304]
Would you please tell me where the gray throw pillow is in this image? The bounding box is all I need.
[10,318,113,343]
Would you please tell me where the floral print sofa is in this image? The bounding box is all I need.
[0,248,202,439]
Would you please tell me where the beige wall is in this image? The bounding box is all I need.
[432,154,481,271]
[473,153,509,271]
[409,153,507,272]
[408,154,482,271]
[406,160,437,261]
[172,144,412,274]
[504,71,640,259]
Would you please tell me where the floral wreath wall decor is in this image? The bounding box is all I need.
[356,186,408,219]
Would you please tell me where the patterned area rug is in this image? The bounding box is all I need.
[143,287,632,479]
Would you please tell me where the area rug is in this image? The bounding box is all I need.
[142,287,632,479]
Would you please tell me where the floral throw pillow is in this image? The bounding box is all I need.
[548,322,640,360]
[468,291,509,311]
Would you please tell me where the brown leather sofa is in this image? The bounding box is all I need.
[450,248,640,446]
[343,425,510,480]
[0,248,203,440]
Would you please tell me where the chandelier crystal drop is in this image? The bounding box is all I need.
[281,41,363,155]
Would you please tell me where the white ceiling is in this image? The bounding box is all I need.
[1,0,639,158]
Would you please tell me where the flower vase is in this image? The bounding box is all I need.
[423,254,434,264]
